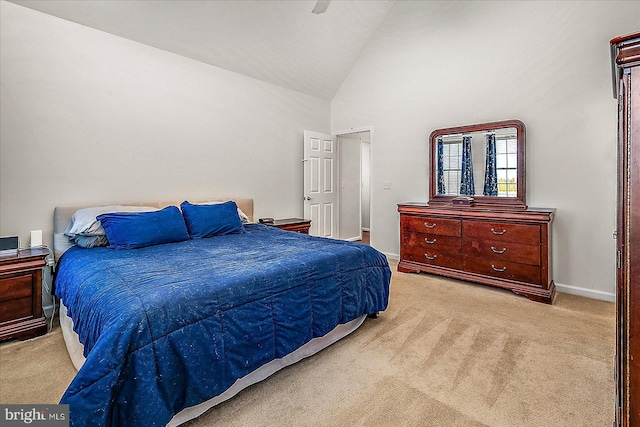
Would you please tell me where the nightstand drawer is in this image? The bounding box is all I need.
[0,297,32,323]
[277,223,311,234]
[0,274,32,303]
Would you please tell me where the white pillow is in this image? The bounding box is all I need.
[64,205,158,236]
[237,208,251,224]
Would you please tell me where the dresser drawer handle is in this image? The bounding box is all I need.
[491,264,507,272]
[424,222,437,229]
[491,246,507,254]
[424,238,437,244]
[424,254,437,260]
[490,228,507,235]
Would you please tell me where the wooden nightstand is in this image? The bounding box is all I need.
[0,248,49,341]
[267,218,312,234]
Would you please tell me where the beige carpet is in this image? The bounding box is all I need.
[0,260,615,426]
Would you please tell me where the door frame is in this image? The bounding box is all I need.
[334,126,374,244]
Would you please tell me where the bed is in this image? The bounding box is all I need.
[52,199,391,427]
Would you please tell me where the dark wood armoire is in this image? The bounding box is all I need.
[611,32,640,427]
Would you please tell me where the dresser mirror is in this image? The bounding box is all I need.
[429,119,526,209]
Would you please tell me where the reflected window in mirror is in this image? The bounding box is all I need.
[437,137,463,196]
[495,132,518,197]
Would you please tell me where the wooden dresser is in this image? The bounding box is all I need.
[611,32,640,427]
[0,248,48,341]
[398,203,555,303]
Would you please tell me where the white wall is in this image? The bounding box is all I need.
[0,2,330,248]
[331,0,640,300]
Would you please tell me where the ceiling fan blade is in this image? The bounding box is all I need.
[311,0,331,14]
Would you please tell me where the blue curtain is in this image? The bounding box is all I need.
[437,138,446,194]
[459,136,475,195]
[483,133,498,196]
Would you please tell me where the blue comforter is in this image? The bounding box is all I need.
[55,224,391,426]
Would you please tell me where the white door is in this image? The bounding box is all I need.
[303,130,338,238]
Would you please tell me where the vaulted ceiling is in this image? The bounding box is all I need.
[9,0,395,100]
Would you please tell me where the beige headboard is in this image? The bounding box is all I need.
[53,198,253,261]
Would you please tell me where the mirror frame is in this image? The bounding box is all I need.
[428,119,526,209]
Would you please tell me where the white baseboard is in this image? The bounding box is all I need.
[383,252,399,261]
[362,228,370,232]
[554,282,615,302]
[344,236,360,242]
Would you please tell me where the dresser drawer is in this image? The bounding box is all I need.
[403,247,461,269]
[402,232,461,254]
[463,220,540,244]
[463,239,540,266]
[463,256,541,285]
[0,274,32,303]
[402,216,461,237]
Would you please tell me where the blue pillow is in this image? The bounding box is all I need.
[97,206,189,249]
[180,200,245,238]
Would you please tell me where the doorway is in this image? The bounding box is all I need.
[337,130,371,244]
[303,128,373,244]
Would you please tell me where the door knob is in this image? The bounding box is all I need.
[304,197,312,201]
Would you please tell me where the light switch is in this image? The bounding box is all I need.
[383,181,392,190]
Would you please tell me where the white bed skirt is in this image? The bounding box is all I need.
[59,302,367,426]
